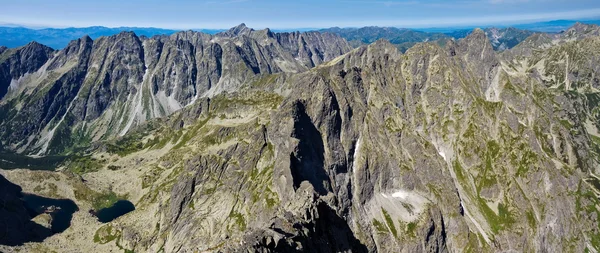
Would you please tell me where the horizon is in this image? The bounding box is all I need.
[1,18,599,33]
[2,0,600,30]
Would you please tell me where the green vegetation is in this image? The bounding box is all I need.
[73,182,127,211]
[172,118,209,149]
[453,159,468,186]
[64,155,105,174]
[372,218,388,234]
[210,91,283,111]
[107,134,147,156]
[229,210,247,231]
[477,198,515,234]
[249,74,280,87]
[526,210,537,229]
[385,117,402,133]
[92,190,124,210]
[382,208,398,238]
[406,221,418,238]
[475,97,503,115]
[94,224,121,244]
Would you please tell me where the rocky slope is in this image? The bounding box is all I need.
[1,24,600,253]
[0,24,351,155]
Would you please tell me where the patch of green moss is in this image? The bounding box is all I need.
[526,210,537,229]
[65,155,105,174]
[381,208,398,238]
[228,211,247,231]
[92,190,125,211]
[94,224,121,244]
[477,197,515,234]
[172,118,209,149]
[372,218,388,234]
[385,117,402,133]
[406,221,417,238]
[453,159,468,186]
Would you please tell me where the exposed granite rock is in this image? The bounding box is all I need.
[0,24,351,155]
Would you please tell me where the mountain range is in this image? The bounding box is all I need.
[2,19,599,50]
[1,22,600,252]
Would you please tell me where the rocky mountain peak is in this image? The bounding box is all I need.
[222,23,254,37]
[20,41,54,53]
[459,28,494,54]
[565,22,600,36]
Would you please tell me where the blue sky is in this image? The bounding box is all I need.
[1,0,600,29]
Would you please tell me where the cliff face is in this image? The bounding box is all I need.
[65,30,600,252]
[0,24,351,155]
[1,24,600,253]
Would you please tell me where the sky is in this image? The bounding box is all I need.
[1,0,600,29]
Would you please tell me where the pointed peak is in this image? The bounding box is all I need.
[258,27,274,38]
[77,35,93,45]
[371,38,395,48]
[22,41,54,51]
[218,23,254,37]
[472,27,485,34]
[229,23,253,33]
[570,22,595,30]
[565,22,599,36]
[464,28,488,41]
[363,39,401,56]
[116,30,138,37]
[70,35,93,47]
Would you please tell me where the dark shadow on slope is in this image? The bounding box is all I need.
[0,151,67,171]
[253,202,368,252]
[289,100,330,195]
[0,174,78,246]
[21,194,78,233]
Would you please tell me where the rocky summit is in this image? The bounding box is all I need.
[1,23,600,253]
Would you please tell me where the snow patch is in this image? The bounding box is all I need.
[438,151,446,160]
[367,189,430,223]
[352,137,362,171]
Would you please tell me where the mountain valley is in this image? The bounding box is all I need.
[1,22,600,253]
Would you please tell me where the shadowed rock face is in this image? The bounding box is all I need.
[0,42,54,99]
[289,101,329,195]
[0,175,78,246]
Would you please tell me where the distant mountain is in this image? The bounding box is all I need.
[0,26,226,49]
[319,26,447,50]
[449,27,536,51]
[320,26,535,52]
[513,19,600,32]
